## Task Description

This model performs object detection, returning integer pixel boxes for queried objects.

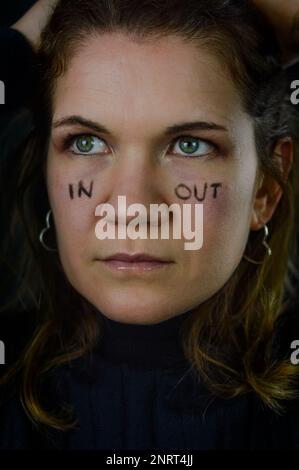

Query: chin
[88,292,183,325]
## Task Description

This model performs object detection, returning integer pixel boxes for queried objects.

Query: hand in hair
[11,0,58,51]
[253,0,299,64]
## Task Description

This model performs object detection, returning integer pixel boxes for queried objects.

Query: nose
[103,147,167,226]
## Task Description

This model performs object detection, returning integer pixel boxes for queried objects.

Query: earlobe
[249,137,294,231]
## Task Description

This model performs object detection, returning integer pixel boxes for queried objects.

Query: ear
[250,137,294,231]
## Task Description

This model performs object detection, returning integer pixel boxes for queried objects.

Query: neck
[97,309,194,369]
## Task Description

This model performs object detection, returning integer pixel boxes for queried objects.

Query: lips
[99,252,173,272]
[103,253,171,263]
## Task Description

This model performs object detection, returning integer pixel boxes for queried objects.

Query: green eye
[179,137,200,154]
[76,135,95,153]
[174,136,215,157]
[71,135,107,155]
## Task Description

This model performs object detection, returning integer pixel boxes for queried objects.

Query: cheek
[46,161,97,264]
[183,179,255,284]
[204,180,253,237]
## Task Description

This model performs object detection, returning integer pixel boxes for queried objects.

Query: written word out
[175,182,222,201]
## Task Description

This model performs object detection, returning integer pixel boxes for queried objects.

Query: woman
[1,0,299,450]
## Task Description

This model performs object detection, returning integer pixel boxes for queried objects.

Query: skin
[11,0,58,50]
[46,33,293,325]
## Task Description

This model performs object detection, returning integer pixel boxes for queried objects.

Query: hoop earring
[243,224,272,265]
[39,209,57,252]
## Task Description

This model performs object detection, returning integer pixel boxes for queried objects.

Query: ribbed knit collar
[97,309,193,370]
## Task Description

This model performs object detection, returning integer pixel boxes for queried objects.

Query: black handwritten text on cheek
[69,180,94,200]
[175,183,222,201]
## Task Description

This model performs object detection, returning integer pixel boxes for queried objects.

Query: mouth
[97,252,174,272]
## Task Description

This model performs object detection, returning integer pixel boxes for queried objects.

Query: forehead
[52,32,245,133]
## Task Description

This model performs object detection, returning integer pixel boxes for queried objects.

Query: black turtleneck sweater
[1,308,299,450]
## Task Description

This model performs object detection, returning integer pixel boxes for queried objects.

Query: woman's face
[47,33,261,324]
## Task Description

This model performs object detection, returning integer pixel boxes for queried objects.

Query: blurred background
[1,1,36,27]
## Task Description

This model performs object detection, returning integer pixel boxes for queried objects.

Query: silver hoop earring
[39,209,57,252]
[243,224,272,265]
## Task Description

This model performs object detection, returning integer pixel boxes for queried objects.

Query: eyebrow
[52,115,228,136]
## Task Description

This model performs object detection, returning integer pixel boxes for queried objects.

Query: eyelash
[62,133,219,158]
